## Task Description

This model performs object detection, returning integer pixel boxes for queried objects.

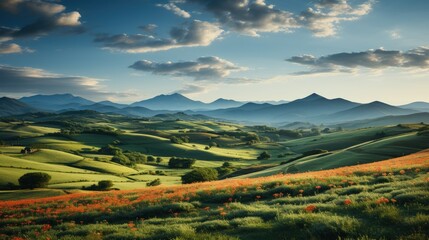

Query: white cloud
[0,65,132,100]
[185,0,374,37]
[157,3,191,18]
[95,20,223,53]
[286,46,429,75]
[129,56,245,81]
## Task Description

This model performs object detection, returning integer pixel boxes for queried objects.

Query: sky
[0,0,428,105]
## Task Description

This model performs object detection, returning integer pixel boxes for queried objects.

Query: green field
[1,113,429,200]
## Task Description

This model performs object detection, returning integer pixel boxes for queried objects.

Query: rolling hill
[0,97,38,117]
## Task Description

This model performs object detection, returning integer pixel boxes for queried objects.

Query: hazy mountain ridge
[0,97,39,117]
[2,93,429,125]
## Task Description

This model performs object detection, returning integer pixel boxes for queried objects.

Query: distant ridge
[0,97,38,117]
[20,94,94,111]
[131,93,206,110]
[322,101,418,123]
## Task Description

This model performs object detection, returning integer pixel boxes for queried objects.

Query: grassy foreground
[0,150,428,240]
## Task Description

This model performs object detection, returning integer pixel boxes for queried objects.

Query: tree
[146,178,161,187]
[182,168,218,184]
[156,157,163,164]
[18,172,51,189]
[147,155,156,162]
[257,151,271,160]
[98,144,122,155]
[97,180,113,190]
[168,157,196,168]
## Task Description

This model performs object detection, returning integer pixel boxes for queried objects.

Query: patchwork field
[0,150,427,239]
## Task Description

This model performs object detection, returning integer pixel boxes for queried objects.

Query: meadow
[0,113,428,239]
[0,150,428,239]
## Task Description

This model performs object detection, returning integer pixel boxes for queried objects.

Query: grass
[0,150,427,239]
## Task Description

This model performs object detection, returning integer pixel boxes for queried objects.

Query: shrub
[98,144,123,155]
[182,168,218,184]
[98,180,114,190]
[111,154,131,166]
[18,172,51,189]
[147,155,156,162]
[257,151,271,160]
[147,178,161,187]
[168,157,196,169]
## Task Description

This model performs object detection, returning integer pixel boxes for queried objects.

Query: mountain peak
[300,93,325,101]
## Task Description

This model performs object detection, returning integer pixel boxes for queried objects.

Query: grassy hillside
[0,150,427,239]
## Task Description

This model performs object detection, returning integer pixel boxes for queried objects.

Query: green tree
[18,172,51,189]
[257,151,271,160]
[182,168,218,184]
[168,157,196,168]
[97,180,113,190]
[147,178,161,187]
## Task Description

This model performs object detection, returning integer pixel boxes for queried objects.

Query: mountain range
[0,93,428,126]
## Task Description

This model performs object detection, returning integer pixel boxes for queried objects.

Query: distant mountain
[400,102,429,112]
[98,100,128,109]
[253,100,289,105]
[201,93,360,123]
[322,101,418,123]
[207,98,244,109]
[0,97,38,117]
[335,112,429,129]
[131,93,206,110]
[266,93,360,120]
[20,94,94,111]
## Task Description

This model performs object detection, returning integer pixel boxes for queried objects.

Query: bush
[98,145,123,155]
[18,172,51,189]
[182,168,218,184]
[170,136,190,144]
[98,180,114,190]
[147,178,161,187]
[147,155,156,162]
[124,152,147,163]
[111,154,131,166]
[168,157,196,169]
[257,151,271,160]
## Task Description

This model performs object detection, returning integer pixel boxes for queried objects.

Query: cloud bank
[0,0,82,54]
[129,56,245,81]
[94,20,222,53]
[286,46,429,74]
[0,65,132,100]
[184,0,373,37]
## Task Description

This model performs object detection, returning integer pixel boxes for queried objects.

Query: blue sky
[0,0,428,104]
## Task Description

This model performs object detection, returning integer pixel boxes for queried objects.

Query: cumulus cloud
[187,0,298,36]
[129,56,245,81]
[286,46,429,74]
[95,20,222,53]
[298,0,374,37]
[0,42,22,54]
[157,3,191,18]
[184,0,373,37]
[0,65,130,100]
[0,0,82,53]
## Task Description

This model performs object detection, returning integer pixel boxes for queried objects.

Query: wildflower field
[1,150,428,240]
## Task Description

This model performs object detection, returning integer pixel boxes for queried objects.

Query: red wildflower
[305,205,316,213]
[344,199,352,205]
